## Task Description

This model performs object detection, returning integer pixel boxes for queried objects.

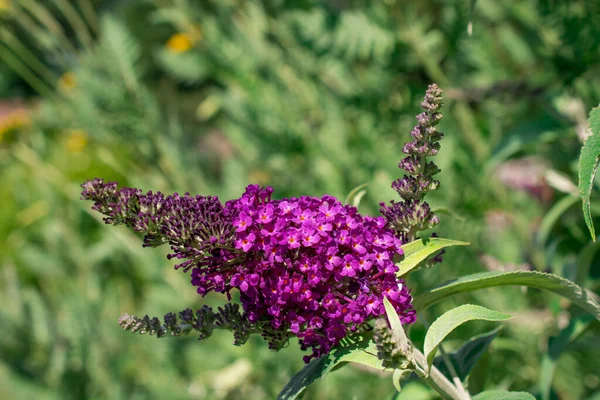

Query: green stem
[9,5,62,53]
[76,0,98,34]
[18,0,78,54]
[439,345,471,399]
[53,0,94,48]
[420,314,471,399]
[413,348,465,400]
[0,43,56,98]
[0,27,57,84]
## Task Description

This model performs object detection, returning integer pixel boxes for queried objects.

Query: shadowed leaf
[432,326,502,382]
[277,333,382,400]
[579,105,600,241]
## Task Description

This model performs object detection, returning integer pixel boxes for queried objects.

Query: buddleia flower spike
[380,84,445,267]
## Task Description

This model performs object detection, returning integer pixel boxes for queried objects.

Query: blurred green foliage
[1,0,600,399]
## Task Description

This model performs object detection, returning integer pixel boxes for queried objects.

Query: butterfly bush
[81,84,444,363]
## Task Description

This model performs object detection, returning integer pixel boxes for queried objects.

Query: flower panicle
[85,180,416,363]
[380,84,445,264]
[118,305,255,346]
[80,178,240,274]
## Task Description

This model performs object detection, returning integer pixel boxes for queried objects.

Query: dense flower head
[82,180,415,362]
[223,185,415,361]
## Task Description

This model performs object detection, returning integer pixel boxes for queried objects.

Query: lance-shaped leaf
[539,314,593,400]
[472,391,535,400]
[383,296,409,342]
[397,238,469,276]
[277,333,382,400]
[392,369,410,392]
[382,296,413,391]
[579,105,600,241]
[414,271,600,321]
[423,304,511,372]
[344,183,368,208]
[536,195,579,246]
[432,326,502,382]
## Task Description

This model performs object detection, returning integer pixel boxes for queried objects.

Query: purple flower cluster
[81,178,237,277]
[81,180,415,362]
[221,185,415,361]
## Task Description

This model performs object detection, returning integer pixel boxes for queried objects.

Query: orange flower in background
[0,0,11,11]
[0,101,29,142]
[58,72,77,94]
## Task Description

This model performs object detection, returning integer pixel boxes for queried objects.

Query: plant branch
[412,347,465,400]
[439,345,471,399]
[418,314,470,399]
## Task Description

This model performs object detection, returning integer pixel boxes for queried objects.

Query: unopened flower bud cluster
[380,84,445,256]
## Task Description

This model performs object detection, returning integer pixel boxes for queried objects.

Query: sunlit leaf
[579,105,600,241]
[472,391,535,400]
[392,369,409,392]
[414,271,600,321]
[397,238,469,276]
[383,297,408,342]
[344,183,368,208]
[423,304,510,371]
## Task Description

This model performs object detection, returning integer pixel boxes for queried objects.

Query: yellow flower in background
[0,106,28,142]
[58,72,77,93]
[166,33,195,54]
[64,129,88,153]
[0,0,11,11]
[16,200,49,226]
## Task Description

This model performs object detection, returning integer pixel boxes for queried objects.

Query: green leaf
[432,326,502,382]
[414,271,600,321]
[579,105,600,241]
[423,304,511,371]
[536,195,579,246]
[156,49,210,84]
[539,314,593,400]
[344,183,368,208]
[383,297,405,337]
[101,16,141,92]
[433,207,466,222]
[397,238,470,276]
[277,333,382,400]
[392,369,409,392]
[472,391,536,400]
[576,239,600,285]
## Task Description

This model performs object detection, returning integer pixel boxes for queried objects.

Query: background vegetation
[1,0,600,399]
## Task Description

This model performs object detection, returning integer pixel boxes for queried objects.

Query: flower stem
[439,345,471,399]
[419,313,471,398]
[412,347,466,400]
